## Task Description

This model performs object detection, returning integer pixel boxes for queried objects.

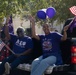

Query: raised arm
[61,25,69,41]
[4,17,11,40]
[30,16,40,40]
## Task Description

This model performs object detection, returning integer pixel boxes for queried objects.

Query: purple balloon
[37,9,46,19]
[46,7,56,18]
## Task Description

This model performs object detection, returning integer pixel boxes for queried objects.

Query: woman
[30,16,69,75]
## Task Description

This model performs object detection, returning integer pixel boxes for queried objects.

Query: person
[0,30,10,61]
[0,17,33,75]
[29,16,69,75]
[62,17,76,38]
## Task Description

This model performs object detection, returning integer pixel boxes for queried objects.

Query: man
[30,16,69,75]
[0,17,33,75]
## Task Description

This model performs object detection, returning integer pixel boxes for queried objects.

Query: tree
[21,0,76,24]
[0,0,29,24]
[0,0,76,25]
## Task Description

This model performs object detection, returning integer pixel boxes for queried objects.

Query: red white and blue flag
[0,40,5,51]
[69,6,76,32]
[69,6,76,16]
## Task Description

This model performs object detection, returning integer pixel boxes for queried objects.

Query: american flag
[0,40,5,51]
[69,6,76,16]
[0,40,15,54]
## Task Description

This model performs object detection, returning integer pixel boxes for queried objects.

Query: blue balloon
[46,7,56,18]
[37,9,46,19]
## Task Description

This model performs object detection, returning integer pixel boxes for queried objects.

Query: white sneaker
[5,62,11,74]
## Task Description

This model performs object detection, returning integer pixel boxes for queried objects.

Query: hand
[14,54,22,57]
[63,25,69,32]
[29,16,35,23]
[5,16,10,25]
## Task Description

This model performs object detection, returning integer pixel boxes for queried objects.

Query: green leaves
[0,0,76,25]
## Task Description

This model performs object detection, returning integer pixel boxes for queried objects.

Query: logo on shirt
[42,39,52,51]
[15,39,26,48]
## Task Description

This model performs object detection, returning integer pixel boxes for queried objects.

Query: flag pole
[0,39,15,54]
[69,16,76,26]
[4,44,15,54]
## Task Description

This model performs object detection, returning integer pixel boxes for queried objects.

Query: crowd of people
[0,16,69,75]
